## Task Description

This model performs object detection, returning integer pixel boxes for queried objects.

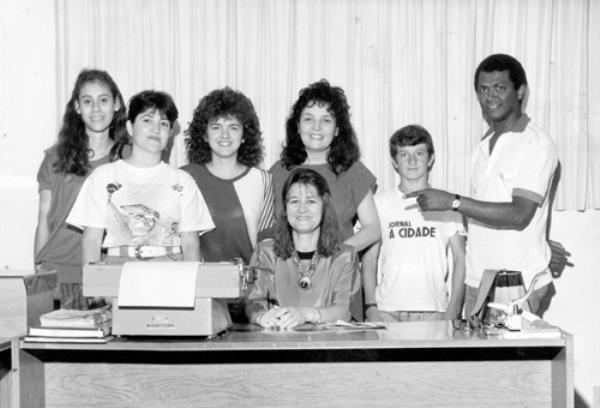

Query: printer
[83,261,253,336]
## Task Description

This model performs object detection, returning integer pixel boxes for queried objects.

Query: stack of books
[24,306,114,343]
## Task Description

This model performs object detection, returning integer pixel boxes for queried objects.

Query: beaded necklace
[294,250,320,290]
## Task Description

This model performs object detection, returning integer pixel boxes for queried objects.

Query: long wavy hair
[54,69,127,176]
[274,168,341,259]
[280,79,359,175]
[185,87,264,167]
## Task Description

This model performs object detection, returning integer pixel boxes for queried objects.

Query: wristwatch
[451,194,461,211]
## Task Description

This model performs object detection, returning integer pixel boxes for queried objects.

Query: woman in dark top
[182,88,275,322]
[270,79,380,253]
[182,87,275,265]
[35,69,126,309]
[269,79,380,320]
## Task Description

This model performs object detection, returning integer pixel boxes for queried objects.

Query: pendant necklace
[294,250,320,290]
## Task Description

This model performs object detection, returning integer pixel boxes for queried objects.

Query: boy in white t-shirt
[362,125,466,322]
[67,90,214,264]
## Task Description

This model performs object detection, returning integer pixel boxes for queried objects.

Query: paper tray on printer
[83,262,243,299]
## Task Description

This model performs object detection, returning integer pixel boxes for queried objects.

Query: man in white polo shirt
[407,54,558,317]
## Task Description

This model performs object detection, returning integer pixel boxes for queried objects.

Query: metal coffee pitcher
[485,270,548,328]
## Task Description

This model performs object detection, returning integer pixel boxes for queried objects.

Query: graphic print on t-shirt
[105,181,184,246]
[386,220,437,239]
[374,191,465,312]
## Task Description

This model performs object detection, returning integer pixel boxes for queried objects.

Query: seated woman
[245,168,359,330]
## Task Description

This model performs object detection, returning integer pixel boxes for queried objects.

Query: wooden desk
[15,321,573,408]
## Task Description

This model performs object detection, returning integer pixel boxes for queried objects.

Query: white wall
[0,0,57,272]
[0,1,598,405]
[545,211,600,405]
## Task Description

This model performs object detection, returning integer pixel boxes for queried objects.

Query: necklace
[294,250,320,290]
[88,139,114,160]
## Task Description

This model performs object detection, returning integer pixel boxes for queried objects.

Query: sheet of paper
[118,261,198,308]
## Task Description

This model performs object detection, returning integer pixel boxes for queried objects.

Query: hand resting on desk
[257,306,319,331]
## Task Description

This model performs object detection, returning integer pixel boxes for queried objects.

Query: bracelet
[364,303,378,313]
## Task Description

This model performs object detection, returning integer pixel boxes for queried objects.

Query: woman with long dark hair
[245,168,359,330]
[270,79,379,252]
[35,68,127,309]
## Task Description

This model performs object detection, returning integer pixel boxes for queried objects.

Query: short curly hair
[474,53,528,91]
[280,79,359,175]
[274,168,341,259]
[185,87,264,167]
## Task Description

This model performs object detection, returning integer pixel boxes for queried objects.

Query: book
[293,320,386,332]
[23,335,115,344]
[29,323,111,338]
[39,306,112,329]
[324,320,386,330]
